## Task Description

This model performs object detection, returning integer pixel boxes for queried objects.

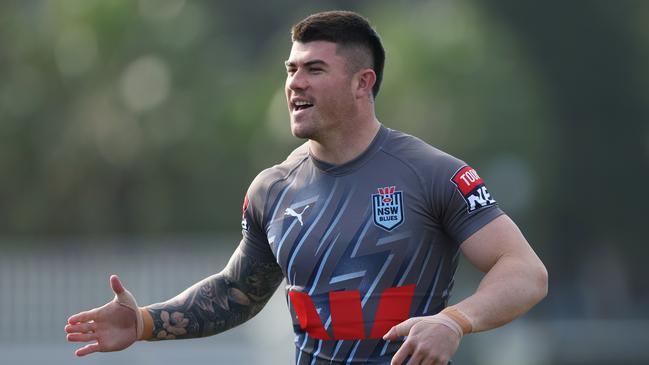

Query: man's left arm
[448,214,548,331]
[385,214,548,365]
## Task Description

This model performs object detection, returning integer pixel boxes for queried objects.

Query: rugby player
[66,11,548,365]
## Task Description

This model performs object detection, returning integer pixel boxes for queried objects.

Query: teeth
[294,100,312,106]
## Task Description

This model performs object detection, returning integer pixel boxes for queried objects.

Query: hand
[383,316,461,365]
[65,275,139,356]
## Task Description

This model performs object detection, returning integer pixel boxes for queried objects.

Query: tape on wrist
[441,306,473,335]
[421,314,464,339]
[140,308,154,340]
[113,289,144,340]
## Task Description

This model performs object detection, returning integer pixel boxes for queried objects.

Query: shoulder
[379,128,467,182]
[247,142,310,203]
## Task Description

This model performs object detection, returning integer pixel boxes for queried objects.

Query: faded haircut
[291,10,386,98]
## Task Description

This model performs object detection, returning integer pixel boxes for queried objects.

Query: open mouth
[293,100,314,112]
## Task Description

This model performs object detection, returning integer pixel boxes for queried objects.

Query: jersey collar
[309,125,389,176]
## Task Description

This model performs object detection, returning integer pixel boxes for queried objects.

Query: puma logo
[284,205,309,226]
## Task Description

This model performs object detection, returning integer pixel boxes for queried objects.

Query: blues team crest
[372,186,404,231]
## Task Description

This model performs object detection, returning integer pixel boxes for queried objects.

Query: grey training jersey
[239,126,503,364]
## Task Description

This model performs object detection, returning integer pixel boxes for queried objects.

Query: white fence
[0,237,295,365]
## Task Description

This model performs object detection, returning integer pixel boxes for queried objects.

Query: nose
[287,69,308,92]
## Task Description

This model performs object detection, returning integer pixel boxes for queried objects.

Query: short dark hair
[291,10,386,98]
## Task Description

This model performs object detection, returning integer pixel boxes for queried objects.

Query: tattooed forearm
[144,247,284,341]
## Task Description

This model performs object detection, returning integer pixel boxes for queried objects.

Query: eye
[309,68,323,74]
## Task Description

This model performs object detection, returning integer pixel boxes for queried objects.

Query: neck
[309,117,381,165]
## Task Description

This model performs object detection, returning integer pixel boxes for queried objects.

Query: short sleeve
[437,163,504,244]
[238,190,276,263]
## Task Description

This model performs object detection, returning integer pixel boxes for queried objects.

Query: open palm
[65,276,138,357]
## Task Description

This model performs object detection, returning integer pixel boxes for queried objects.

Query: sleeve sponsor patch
[450,166,496,212]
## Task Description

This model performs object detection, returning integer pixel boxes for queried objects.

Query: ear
[353,68,376,99]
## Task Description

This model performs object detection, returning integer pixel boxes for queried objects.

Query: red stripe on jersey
[329,290,365,339]
[451,166,484,196]
[242,195,249,217]
[369,284,416,339]
[288,291,330,340]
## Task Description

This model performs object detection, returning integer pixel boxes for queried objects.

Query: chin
[291,128,313,140]
[290,120,315,140]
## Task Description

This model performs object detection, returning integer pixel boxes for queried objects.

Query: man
[66,11,547,365]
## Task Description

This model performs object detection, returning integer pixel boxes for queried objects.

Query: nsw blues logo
[372,186,404,231]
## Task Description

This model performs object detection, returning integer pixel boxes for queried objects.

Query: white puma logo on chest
[284,205,309,226]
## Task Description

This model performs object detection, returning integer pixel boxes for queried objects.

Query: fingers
[405,349,425,365]
[391,342,447,365]
[383,326,398,340]
[410,351,449,365]
[66,321,98,344]
[67,308,98,325]
[389,319,458,365]
[390,340,413,365]
[65,322,96,334]
[67,332,98,342]
[68,275,123,325]
[75,343,101,357]
[383,317,416,340]
[110,274,125,295]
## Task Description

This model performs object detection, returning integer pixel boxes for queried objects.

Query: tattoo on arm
[145,248,284,340]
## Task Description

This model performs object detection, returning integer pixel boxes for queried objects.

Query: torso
[241,126,502,364]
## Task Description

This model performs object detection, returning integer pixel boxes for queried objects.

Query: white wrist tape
[113,288,144,340]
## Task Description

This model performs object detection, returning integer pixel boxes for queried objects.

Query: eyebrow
[284,59,328,68]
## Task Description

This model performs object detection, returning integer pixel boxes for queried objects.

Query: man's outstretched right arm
[66,246,284,356]
[144,247,284,340]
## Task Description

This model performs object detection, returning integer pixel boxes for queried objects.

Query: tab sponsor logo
[451,166,496,212]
